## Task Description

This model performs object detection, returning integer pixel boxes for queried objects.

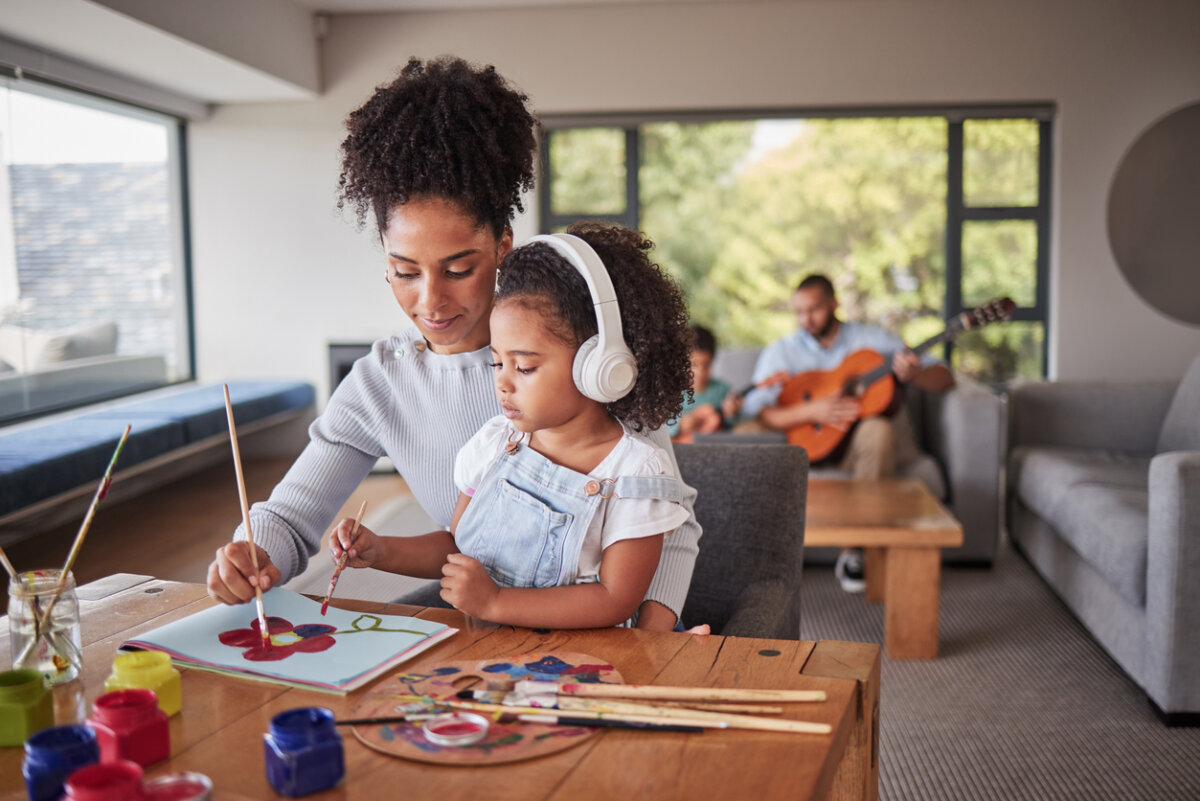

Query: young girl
[332,222,694,628]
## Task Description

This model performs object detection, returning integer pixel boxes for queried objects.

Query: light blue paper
[122,587,456,693]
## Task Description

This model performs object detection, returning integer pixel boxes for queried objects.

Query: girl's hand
[329,519,382,569]
[440,553,499,618]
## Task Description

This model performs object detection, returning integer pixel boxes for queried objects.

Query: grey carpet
[799,545,1200,800]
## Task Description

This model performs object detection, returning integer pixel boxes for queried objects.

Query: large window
[541,108,1051,385]
[0,77,191,422]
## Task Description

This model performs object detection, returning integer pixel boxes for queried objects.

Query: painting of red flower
[218,616,336,662]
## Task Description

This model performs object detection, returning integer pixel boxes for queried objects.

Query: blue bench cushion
[0,381,314,516]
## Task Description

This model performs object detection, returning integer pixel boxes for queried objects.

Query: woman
[205,56,699,630]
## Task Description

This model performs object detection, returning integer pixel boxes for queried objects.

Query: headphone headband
[529,233,623,344]
[527,233,637,402]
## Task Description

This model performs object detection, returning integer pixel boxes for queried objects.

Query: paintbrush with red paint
[321,499,367,615]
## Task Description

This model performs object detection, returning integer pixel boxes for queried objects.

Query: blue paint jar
[23,724,101,801]
[262,707,344,797]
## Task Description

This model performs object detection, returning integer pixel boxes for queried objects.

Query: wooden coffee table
[805,478,964,659]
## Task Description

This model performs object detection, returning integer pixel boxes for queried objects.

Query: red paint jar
[87,689,170,767]
[63,760,144,801]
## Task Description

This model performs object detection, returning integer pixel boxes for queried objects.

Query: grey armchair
[675,442,808,638]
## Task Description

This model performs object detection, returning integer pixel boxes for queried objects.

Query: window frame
[539,104,1053,379]
[0,71,195,424]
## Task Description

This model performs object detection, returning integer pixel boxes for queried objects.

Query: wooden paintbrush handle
[556,697,831,734]
[522,681,826,703]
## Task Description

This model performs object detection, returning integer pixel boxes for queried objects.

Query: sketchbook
[120,588,457,694]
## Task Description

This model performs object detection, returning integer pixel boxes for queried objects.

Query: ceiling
[283,0,725,11]
[0,0,740,109]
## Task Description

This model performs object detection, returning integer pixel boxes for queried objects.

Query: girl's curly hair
[496,222,693,432]
[337,56,537,237]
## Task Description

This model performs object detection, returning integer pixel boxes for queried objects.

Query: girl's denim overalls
[454,435,681,589]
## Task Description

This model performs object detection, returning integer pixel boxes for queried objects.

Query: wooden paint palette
[351,651,623,765]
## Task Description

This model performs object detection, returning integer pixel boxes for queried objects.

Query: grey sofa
[710,346,1005,564]
[1007,355,1200,721]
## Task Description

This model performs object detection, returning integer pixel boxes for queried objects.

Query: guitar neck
[857,319,966,387]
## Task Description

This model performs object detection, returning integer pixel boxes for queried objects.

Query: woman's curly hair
[495,222,693,432]
[337,56,537,237]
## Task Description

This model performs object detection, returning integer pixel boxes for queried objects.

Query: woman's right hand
[207,542,281,605]
[329,519,382,569]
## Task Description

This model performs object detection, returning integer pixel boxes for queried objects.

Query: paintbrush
[0,544,17,582]
[335,713,440,726]
[20,424,131,665]
[437,696,734,731]
[511,680,826,703]
[321,499,367,615]
[223,385,270,643]
[457,690,781,715]
[551,697,831,734]
[503,713,703,732]
[440,695,830,735]
[336,711,700,733]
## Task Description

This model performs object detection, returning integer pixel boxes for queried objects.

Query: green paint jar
[105,651,182,717]
[0,668,54,746]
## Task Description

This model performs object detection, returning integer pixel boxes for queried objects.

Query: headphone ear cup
[574,335,638,403]
[573,335,602,401]
[597,347,638,402]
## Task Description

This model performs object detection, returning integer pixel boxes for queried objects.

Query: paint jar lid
[143,771,213,801]
[421,712,489,747]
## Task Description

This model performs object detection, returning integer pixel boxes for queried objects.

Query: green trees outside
[643,118,949,354]
[546,116,1044,384]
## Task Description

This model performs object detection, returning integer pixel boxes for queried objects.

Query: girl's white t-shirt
[454,415,688,583]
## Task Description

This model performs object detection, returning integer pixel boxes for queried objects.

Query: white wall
[189,0,1200,402]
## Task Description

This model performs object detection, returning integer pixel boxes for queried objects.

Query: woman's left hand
[440,553,499,618]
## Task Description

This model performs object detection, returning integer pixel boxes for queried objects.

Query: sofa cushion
[0,322,118,371]
[1012,446,1150,605]
[1156,355,1200,454]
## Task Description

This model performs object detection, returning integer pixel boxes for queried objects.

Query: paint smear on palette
[351,651,624,766]
[481,654,614,683]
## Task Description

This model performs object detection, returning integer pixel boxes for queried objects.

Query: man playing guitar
[741,274,955,593]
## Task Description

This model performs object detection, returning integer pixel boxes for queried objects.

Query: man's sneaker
[835,549,866,594]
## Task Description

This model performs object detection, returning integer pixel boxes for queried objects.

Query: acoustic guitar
[776,297,1016,462]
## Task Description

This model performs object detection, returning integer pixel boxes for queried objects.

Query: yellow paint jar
[105,652,181,717]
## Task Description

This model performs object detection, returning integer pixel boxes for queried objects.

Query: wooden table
[805,478,964,660]
[2,575,880,801]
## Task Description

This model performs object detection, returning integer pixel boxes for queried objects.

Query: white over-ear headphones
[528,233,638,403]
